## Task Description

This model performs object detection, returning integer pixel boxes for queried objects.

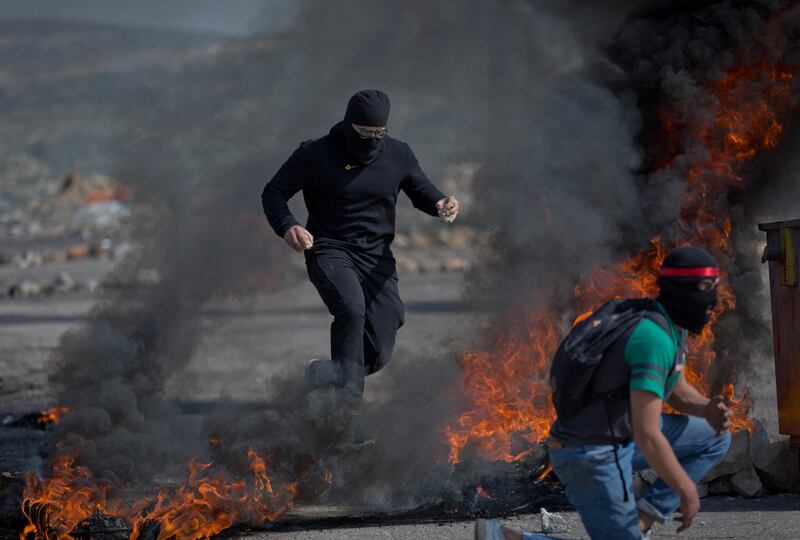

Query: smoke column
[32,0,800,530]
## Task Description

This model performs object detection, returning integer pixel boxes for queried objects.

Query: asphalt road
[1,265,798,539]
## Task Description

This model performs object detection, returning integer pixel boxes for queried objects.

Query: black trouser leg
[362,274,404,375]
[307,251,366,394]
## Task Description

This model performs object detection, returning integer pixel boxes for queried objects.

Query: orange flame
[128,450,297,540]
[20,451,112,540]
[35,406,70,426]
[442,313,560,463]
[444,57,795,463]
[21,447,300,540]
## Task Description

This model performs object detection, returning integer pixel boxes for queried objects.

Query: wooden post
[759,219,800,445]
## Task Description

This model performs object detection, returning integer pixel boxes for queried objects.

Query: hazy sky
[0,0,294,36]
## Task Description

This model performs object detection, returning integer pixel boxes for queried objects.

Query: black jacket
[262,123,445,270]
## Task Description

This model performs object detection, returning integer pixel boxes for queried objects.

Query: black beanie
[656,246,720,334]
[344,89,390,126]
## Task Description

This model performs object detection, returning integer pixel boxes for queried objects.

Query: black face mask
[343,125,384,164]
[335,89,390,165]
[657,277,718,334]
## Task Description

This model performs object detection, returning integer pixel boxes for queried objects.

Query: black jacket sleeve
[400,144,446,217]
[261,145,310,238]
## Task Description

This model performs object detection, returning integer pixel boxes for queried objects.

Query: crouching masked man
[262,89,459,405]
[476,247,733,540]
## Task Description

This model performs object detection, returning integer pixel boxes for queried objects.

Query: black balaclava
[336,89,390,164]
[656,246,720,334]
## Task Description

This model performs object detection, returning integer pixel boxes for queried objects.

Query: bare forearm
[667,382,709,417]
[635,431,695,496]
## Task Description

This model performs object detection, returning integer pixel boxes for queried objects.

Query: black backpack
[549,298,662,420]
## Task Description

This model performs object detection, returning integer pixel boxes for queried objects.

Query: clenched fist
[436,196,460,223]
[283,225,314,252]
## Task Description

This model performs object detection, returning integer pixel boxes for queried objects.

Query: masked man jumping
[262,89,459,403]
[476,246,733,540]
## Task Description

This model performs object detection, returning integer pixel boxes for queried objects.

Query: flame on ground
[444,56,795,463]
[21,447,300,540]
[35,406,70,426]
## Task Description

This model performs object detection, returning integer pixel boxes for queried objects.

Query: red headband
[659,266,720,277]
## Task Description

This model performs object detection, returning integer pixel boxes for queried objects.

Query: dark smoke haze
[42,0,800,515]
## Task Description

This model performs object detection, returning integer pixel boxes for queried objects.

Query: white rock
[9,280,42,297]
[540,508,569,534]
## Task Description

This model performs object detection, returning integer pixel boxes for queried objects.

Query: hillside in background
[0,19,227,177]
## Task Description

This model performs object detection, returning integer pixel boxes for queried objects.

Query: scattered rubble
[1,239,133,271]
[8,280,42,298]
[49,272,76,294]
[5,273,101,299]
[0,171,131,241]
[634,425,798,499]
[11,250,42,269]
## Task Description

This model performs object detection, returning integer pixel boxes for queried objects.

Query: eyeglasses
[351,124,388,139]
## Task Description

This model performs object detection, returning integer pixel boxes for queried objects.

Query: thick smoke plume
[466,0,800,432]
[39,0,637,512]
[28,0,800,534]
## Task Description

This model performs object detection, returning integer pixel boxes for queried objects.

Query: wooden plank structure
[759,218,800,445]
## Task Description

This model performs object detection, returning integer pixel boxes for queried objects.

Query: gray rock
[12,249,42,269]
[753,438,800,492]
[540,508,569,534]
[704,429,750,481]
[708,476,734,495]
[51,272,76,293]
[8,280,42,298]
[731,466,763,497]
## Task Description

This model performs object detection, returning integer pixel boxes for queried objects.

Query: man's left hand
[436,196,460,223]
[704,395,732,435]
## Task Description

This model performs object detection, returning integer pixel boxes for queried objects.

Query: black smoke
[36,0,800,528]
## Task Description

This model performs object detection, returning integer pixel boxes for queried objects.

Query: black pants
[306,247,404,394]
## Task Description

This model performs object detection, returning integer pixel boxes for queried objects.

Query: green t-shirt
[624,302,687,399]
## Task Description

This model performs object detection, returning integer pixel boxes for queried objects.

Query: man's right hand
[284,225,313,252]
[677,483,700,533]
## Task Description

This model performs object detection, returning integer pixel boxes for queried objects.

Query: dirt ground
[1,262,799,539]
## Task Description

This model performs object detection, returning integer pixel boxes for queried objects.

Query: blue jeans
[548,414,731,540]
